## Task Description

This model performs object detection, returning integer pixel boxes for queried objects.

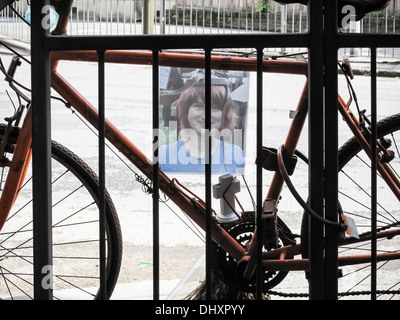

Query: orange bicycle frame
[2,48,400,272]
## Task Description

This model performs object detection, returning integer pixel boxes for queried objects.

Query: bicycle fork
[0,106,32,231]
[338,95,400,201]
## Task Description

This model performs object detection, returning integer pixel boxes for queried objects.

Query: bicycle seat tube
[243,80,309,279]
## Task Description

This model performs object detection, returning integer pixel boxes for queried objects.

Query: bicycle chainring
[212,212,292,297]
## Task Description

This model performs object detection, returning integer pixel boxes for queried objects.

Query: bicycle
[1,0,399,300]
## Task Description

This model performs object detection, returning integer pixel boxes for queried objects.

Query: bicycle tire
[0,124,123,300]
[300,113,400,299]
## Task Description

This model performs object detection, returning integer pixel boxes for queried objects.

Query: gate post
[308,0,325,299]
[307,0,340,300]
[323,0,339,300]
[31,0,53,300]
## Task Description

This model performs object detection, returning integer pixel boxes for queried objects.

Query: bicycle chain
[358,220,400,237]
[266,220,400,299]
[267,289,400,299]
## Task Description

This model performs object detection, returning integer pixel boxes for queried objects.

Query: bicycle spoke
[334,116,400,299]
[0,265,34,300]
[0,138,122,300]
[340,169,397,225]
[52,275,97,300]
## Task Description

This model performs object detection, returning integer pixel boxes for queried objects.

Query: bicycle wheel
[0,124,123,300]
[301,113,400,299]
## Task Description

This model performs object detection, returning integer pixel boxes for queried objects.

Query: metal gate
[29,0,398,300]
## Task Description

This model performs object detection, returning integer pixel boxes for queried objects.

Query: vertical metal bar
[223,0,226,33]
[195,0,199,34]
[93,0,96,35]
[31,0,53,301]
[144,0,154,34]
[160,0,166,34]
[255,47,263,300]
[110,0,113,34]
[98,49,107,300]
[324,0,339,300]
[152,49,160,301]
[182,3,185,34]
[210,6,213,32]
[370,47,378,300]
[292,6,295,33]
[205,48,212,300]
[116,0,120,34]
[105,0,109,34]
[130,0,133,34]
[202,5,205,33]
[308,0,325,300]
[123,0,126,34]
[100,0,104,35]
[299,5,303,33]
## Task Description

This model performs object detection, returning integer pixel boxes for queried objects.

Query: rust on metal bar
[51,50,309,75]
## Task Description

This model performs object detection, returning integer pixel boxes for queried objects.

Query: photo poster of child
[158,66,249,174]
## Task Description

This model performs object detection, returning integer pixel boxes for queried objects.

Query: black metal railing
[29,0,399,300]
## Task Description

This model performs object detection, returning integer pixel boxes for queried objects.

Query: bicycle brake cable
[0,40,31,64]
[338,61,366,126]
[71,110,154,194]
[0,50,70,109]
[8,4,30,27]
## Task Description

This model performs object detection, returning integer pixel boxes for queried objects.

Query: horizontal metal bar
[337,33,400,48]
[45,32,400,54]
[52,50,309,75]
[45,33,310,51]
[261,251,400,272]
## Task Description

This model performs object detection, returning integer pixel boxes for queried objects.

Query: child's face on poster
[186,97,223,134]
